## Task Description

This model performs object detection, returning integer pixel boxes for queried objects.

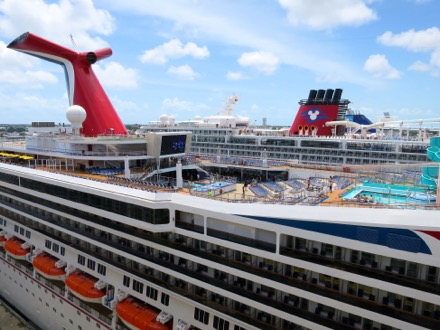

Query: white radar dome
[168,115,176,125]
[160,114,168,125]
[66,105,87,129]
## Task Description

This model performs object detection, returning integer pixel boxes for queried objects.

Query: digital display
[160,135,187,155]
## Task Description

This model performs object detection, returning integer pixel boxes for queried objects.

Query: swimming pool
[191,181,237,196]
[342,183,436,205]
[192,181,232,192]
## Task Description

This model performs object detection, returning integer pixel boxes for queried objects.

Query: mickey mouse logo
[308,110,320,121]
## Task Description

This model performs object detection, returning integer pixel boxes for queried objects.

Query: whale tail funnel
[8,32,128,137]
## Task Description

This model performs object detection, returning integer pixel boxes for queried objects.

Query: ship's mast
[218,95,239,116]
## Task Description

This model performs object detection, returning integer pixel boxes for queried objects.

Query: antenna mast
[70,34,79,52]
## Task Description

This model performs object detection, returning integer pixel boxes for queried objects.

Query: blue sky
[0,0,439,126]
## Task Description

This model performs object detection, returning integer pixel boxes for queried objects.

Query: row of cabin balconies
[2,195,440,329]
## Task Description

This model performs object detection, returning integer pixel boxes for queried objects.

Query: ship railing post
[111,309,117,329]
[437,165,440,207]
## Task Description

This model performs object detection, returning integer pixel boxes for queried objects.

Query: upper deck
[0,132,439,214]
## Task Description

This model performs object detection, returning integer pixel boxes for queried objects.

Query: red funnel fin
[7,32,128,137]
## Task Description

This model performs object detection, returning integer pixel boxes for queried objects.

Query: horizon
[1,0,440,126]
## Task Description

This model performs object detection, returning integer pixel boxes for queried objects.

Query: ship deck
[30,160,440,212]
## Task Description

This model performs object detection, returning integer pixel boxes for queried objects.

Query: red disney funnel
[289,88,349,137]
[8,32,128,137]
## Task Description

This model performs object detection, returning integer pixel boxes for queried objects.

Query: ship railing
[33,274,66,298]
[22,196,440,300]
[24,148,149,157]
[198,249,440,329]
[67,293,112,325]
[188,185,440,210]
[35,217,440,329]
[321,198,440,210]
[9,204,436,330]
[12,259,33,275]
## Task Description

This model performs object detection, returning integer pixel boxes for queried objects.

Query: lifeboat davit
[116,297,172,330]
[0,234,6,247]
[32,253,66,280]
[65,272,105,303]
[4,238,30,259]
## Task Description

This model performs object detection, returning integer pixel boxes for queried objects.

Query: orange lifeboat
[65,272,105,303]
[116,297,172,330]
[33,253,66,280]
[4,237,30,259]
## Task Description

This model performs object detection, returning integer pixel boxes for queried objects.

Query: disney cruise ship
[138,90,436,167]
[1,32,440,330]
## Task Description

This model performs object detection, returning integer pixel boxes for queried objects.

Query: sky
[0,0,440,126]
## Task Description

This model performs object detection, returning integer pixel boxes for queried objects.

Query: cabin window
[194,307,209,325]
[87,259,96,270]
[132,279,144,294]
[146,286,158,300]
[123,275,130,287]
[97,264,106,276]
[77,255,85,266]
[161,293,169,306]
[213,316,230,330]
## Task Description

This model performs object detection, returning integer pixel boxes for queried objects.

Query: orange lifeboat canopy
[116,297,171,330]
[65,272,105,303]
[33,253,66,280]
[4,238,30,259]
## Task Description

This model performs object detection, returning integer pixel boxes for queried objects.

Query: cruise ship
[138,90,438,167]
[1,32,440,330]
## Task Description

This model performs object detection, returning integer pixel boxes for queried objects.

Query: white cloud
[25,70,58,83]
[278,0,377,30]
[378,28,440,53]
[0,89,67,123]
[0,0,114,50]
[162,97,192,112]
[0,41,37,69]
[167,64,198,80]
[378,27,440,75]
[430,48,440,68]
[408,60,430,72]
[140,39,209,64]
[0,69,57,88]
[94,62,138,88]
[364,54,402,79]
[109,95,148,123]
[93,1,372,85]
[226,71,247,80]
[238,51,279,74]
[160,97,211,118]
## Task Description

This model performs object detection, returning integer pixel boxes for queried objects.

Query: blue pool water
[342,183,436,205]
[192,181,232,192]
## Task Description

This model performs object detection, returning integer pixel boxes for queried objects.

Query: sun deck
[9,162,437,212]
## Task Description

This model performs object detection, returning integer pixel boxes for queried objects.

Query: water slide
[421,137,440,187]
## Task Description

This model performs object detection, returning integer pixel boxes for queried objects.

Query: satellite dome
[160,114,168,125]
[168,115,176,125]
[194,115,202,121]
[66,105,87,128]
